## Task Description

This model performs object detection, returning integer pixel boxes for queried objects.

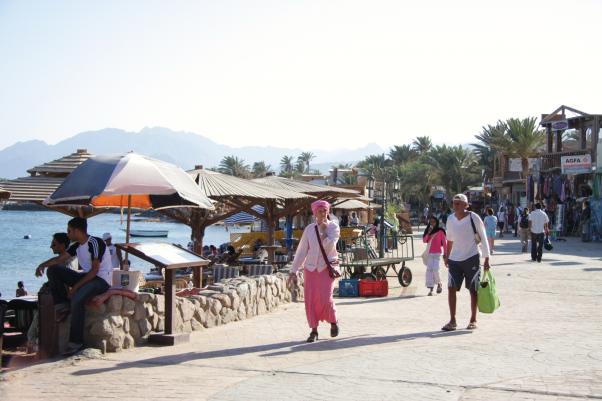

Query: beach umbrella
[44,153,215,245]
[223,205,264,226]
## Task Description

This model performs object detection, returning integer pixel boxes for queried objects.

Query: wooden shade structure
[161,167,314,266]
[1,149,103,217]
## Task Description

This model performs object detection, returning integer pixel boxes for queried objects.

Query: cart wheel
[373,267,387,281]
[361,273,377,281]
[398,267,412,287]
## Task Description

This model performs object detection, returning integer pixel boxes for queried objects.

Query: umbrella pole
[125,194,132,269]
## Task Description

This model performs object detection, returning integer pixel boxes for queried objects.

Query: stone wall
[76,272,304,352]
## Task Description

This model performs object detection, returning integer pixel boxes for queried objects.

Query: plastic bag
[477,269,500,313]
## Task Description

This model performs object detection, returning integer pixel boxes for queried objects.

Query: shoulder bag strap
[314,225,332,268]
[469,213,478,235]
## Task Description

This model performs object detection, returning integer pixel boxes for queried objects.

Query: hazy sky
[1,0,601,152]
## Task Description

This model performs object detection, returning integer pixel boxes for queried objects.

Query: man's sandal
[441,322,457,331]
[466,322,477,330]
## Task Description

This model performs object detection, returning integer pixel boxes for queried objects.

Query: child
[422,215,447,296]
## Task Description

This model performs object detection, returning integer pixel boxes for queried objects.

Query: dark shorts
[448,254,480,292]
[497,222,505,230]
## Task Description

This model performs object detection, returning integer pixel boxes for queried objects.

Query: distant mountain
[0,127,384,179]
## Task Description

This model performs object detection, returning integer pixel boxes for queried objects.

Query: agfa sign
[561,154,591,175]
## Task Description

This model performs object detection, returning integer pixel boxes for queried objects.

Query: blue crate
[338,279,359,297]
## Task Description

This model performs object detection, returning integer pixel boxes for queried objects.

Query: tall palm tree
[493,117,545,185]
[388,145,417,165]
[297,152,316,173]
[428,145,480,195]
[251,161,272,178]
[412,136,433,155]
[218,155,250,178]
[280,155,294,176]
[473,120,508,179]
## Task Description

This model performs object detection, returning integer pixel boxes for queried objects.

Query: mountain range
[0,127,384,179]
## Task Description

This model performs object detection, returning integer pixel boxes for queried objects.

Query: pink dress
[292,222,339,328]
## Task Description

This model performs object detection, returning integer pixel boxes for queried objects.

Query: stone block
[155,295,165,313]
[151,313,160,330]
[123,334,135,349]
[90,318,113,337]
[194,306,207,325]
[257,298,267,315]
[138,319,152,338]
[210,298,223,315]
[109,315,124,328]
[107,296,123,313]
[181,300,195,322]
[137,293,155,303]
[122,297,136,316]
[134,303,147,321]
[107,332,125,352]
[212,293,231,308]
[86,303,106,316]
[191,319,203,331]
[129,317,141,340]
[123,317,131,334]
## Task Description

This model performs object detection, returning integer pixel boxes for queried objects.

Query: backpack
[519,215,529,229]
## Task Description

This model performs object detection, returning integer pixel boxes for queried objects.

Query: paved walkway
[1,232,601,401]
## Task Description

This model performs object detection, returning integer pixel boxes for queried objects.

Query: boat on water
[123,228,169,238]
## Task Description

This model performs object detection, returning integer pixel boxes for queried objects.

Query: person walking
[289,200,340,342]
[16,281,28,297]
[496,207,506,238]
[518,208,530,252]
[35,217,113,356]
[528,203,549,262]
[422,215,446,296]
[442,194,490,331]
[483,208,498,254]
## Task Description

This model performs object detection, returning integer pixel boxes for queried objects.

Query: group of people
[482,203,550,262]
[34,218,122,356]
[289,194,494,343]
[338,211,360,227]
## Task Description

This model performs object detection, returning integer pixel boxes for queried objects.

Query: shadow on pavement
[261,330,469,357]
[71,330,468,376]
[583,268,602,272]
[336,296,421,306]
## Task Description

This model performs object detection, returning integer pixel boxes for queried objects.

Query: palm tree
[473,120,508,180]
[297,152,316,173]
[493,117,545,184]
[218,155,250,178]
[388,145,417,165]
[428,145,481,195]
[251,161,272,178]
[280,155,294,176]
[412,136,433,155]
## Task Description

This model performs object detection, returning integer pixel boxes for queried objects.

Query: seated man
[35,217,112,356]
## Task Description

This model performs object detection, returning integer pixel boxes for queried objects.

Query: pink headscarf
[311,200,331,215]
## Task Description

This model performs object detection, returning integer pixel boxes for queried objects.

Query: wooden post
[556,130,563,153]
[547,125,553,153]
[164,269,175,335]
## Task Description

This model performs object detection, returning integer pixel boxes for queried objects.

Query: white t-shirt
[108,244,120,269]
[67,236,113,285]
[528,209,549,234]
[446,211,491,261]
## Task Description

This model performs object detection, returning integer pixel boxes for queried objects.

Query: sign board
[561,154,592,175]
[508,158,538,172]
[551,120,569,131]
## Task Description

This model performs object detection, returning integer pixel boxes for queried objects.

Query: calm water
[0,210,248,298]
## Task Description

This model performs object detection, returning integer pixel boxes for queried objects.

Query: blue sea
[0,210,248,299]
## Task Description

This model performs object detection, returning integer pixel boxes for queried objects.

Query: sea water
[0,210,247,298]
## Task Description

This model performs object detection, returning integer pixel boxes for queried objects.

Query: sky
[1,0,601,152]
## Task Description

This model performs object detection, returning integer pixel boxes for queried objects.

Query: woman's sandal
[441,322,457,331]
[466,322,478,330]
[330,322,339,338]
[307,330,318,343]
[436,284,442,294]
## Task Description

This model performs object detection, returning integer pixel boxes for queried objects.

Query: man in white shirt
[442,194,490,331]
[35,217,112,356]
[103,232,123,269]
[528,202,550,263]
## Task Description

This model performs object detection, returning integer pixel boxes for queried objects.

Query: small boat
[123,229,169,238]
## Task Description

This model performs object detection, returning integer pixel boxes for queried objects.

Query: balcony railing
[541,150,591,171]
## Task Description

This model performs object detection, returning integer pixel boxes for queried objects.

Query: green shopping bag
[477,269,500,313]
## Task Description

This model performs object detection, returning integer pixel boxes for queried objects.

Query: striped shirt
[68,236,113,285]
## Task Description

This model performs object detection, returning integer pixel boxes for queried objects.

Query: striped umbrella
[223,205,264,225]
[45,153,215,244]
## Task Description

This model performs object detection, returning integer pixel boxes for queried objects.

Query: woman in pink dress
[422,215,447,296]
[289,200,340,342]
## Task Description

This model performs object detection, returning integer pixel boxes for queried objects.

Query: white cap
[102,232,112,240]
[452,194,469,204]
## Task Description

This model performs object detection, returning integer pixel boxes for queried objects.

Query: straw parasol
[1,149,100,217]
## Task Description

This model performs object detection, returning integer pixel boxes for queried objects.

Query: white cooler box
[112,270,143,292]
